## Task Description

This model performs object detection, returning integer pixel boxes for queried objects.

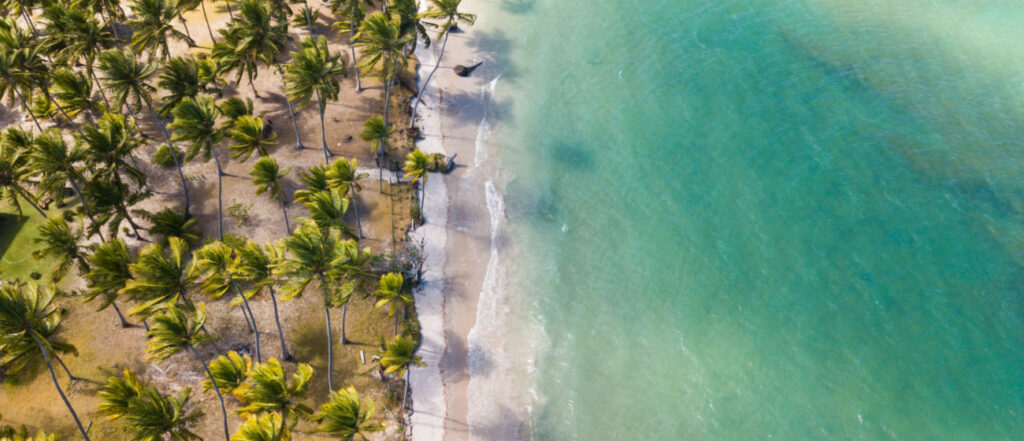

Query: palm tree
[170,96,226,238]
[98,369,204,441]
[285,35,347,163]
[212,0,289,96]
[326,157,366,236]
[293,163,328,203]
[0,40,44,131]
[121,237,197,318]
[193,241,262,361]
[0,281,91,441]
[303,188,358,239]
[313,386,384,441]
[145,304,231,441]
[0,131,47,218]
[141,207,202,246]
[230,115,278,161]
[404,148,431,211]
[49,69,103,118]
[82,175,151,240]
[234,240,293,360]
[250,156,292,233]
[27,128,105,238]
[354,11,412,134]
[330,0,372,92]
[205,350,252,400]
[409,0,475,126]
[84,238,135,327]
[239,358,314,428]
[275,221,356,389]
[375,272,410,335]
[158,55,219,117]
[379,335,424,411]
[359,115,393,191]
[98,48,192,213]
[128,0,195,60]
[31,218,90,282]
[40,4,116,107]
[232,412,289,441]
[78,112,147,188]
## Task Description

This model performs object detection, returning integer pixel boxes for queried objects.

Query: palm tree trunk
[323,304,334,390]
[17,188,49,219]
[21,8,39,37]
[33,335,91,441]
[268,287,292,361]
[339,301,348,345]
[350,27,361,92]
[279,195,291,233]
[394,310,399,336]
[231,279,261,362]
[54,353,79,381]
[189,346,231,441]
[46,91,78,128]
[211,145,225,239]
[144,96,191,216]
[301,0,314,32]
[350,186,361,237]
[274,63,304,150]
[178,12,192,42]
[88,64,112,110]
[200,0,217,44]
[111,302,132,327]
[379,77,393,192]
[316,90,329,163]
[122,207,146,240]
[10,79,43,132]
[410,30,449,128]
[402,368,410,411]
[69,176,106,241]
[225,0,234,19]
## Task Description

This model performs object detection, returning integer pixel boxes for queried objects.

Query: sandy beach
[409,1,536,439]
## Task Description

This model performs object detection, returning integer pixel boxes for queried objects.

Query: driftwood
[454,61,483,77]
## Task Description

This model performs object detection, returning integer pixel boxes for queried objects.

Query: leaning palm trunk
[111,302,132,327]
[269,286,292,360]
[211,146,225,239]
[350,186,361,237]
[402,368,410,411]
[315,90,330,163]
[410,30,450,127]
[189,346,231,441]
[7,78,43,132]
[275,63,304,150]
[32,335,91,441]
[69,176,106,241]
[339,302,348,344]
[350,27,361,92]
[178,12,192,41]
[279,194,291,233]
[378,77,393,192]
[231,279,261,361]
[200,0,217,43]
[321,279,334,390]
[143,95,192,215]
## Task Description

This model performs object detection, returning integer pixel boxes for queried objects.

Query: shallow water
[476,0,1024,439]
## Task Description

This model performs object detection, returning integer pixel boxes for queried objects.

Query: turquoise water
[485,0,1024,439]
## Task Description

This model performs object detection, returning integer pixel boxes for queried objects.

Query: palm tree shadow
[465,30,521,84]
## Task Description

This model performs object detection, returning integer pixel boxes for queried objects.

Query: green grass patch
[0,204,55,281]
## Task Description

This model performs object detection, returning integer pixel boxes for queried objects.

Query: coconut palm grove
[0,0,469,439]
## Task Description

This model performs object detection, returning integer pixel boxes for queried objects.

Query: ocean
[470,0,1024,439]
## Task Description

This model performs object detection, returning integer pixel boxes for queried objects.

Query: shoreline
[409,0,507,439]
